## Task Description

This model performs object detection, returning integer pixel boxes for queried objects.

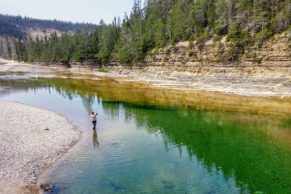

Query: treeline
[1,0,290,64]
[12,21,119,63]
[0,14,96,38]
[0,20,25,38]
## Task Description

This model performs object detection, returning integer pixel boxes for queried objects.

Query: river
[0,64,291,194]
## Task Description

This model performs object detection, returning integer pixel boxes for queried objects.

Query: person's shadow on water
[93,129,100,148]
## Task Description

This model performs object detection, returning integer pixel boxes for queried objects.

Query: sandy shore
[0,101,80,194]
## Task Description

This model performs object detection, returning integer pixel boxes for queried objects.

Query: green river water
[0,72,291,194]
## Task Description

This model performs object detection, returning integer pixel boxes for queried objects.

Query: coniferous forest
[0,14,96,38]
[0,0,290,64]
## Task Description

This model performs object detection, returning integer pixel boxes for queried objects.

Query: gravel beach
[0,101,81,194]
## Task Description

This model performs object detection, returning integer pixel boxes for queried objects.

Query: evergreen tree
[3,0,290,64]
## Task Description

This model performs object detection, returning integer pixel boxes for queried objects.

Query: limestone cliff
[12,32,290,96]
[142,32,290,75]
[105,32,291,97]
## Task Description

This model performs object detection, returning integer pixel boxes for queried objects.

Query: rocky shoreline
[1,57,291,97]
[0,101,81,194]
[0,56,290,193]
[1,30,290,97]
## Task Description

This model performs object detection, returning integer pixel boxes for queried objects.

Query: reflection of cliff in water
[3,77,291,117]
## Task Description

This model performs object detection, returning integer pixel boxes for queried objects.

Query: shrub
[255,29,272,48]
[97,49,110,64]
[214,20,228,36]
[227,22,251,45]
[225,22,251,61]
[223,42,240,61]
[196,31,209,50]
[118,49,132,64]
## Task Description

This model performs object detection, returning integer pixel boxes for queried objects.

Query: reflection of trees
[81,95,95,115]
[122,105,291,194]
[102,101,120,119]
[3,77,291,193]
[0,78,99,115]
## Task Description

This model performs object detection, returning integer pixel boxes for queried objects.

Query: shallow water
[0,76,291,193]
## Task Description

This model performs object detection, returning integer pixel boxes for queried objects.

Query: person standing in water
[91,112,98,130]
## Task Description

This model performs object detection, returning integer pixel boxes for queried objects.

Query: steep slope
[0,14,97,59]
[105,31,291,96]
[144,32,290,73]
[0,14,96,38]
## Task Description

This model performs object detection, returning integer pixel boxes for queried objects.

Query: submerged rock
[110,180,126,192]
[40,183,53,192]
[162,180,175,190]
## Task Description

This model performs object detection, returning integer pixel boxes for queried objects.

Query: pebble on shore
[0,101,81,194]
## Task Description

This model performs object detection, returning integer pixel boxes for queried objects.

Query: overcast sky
[0,0,134,24]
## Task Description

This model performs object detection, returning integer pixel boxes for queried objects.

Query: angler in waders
[91,112,98,130]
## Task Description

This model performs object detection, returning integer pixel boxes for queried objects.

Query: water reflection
[0,78,291,193]
[1,77,291,117]
[126,105,291,193]
[81,96,95,115]
[92,129,99,148]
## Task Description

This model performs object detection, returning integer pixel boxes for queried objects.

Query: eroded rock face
[143,32,290,74]
[20,32,290,78]
[245,33,290,63]
[105,32,291,97]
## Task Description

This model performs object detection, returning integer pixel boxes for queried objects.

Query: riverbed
[0,61,291,193]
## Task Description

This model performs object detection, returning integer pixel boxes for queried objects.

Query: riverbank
[45,62,291,97]
[0,101,81,194]
[0,58,291,97]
